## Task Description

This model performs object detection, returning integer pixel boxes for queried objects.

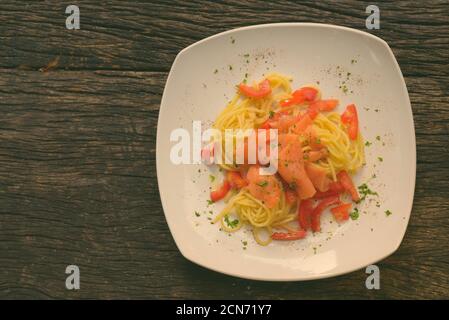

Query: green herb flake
[376,135,381,141]
[365,141,372,147]
[257,181,268,187]
[243,54,249,58]
[214,69,218,74]
[357,183,378,202]
[350,208,359,220]
[385,210,392,216]
[269,110,275,118]
[378,157,383,162]
[224,215,239,228]
[194,211,200,217]
[207,200,214,206]
[209,175,216,182]
[229,65,233,71]
[242,241,248,246]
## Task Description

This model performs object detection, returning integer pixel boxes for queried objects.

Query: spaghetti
[207,73,365,245]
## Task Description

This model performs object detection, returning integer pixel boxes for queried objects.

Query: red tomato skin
[311,195,340,232]
[271,230,307,240]
[331,203,352,222]
[285,189,297,205]
[239,79,271,98]
[337,170,360,202]
[341,104,359,140]
[227,171,248,189]
[210,180,231,202]
[298,199,314,230]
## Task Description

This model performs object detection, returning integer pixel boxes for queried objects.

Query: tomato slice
[239,79,271,98]
[298,199,314,230]
[313,181,344,199]
[306,99,338,119]
[271,230,307,241]
[227,171,248,189]
[280,87,318,107]
[330,203,352,222]
[341,104,359,140]
[337,170,360,202]
[259,120,271,129]
[201,144,215,165]
[311,195,340,232]
[210,180,231,202]
[285,188,297,205]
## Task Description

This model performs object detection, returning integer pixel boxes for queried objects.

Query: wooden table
[0,1,448,299]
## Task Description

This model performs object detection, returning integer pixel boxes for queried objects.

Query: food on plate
[205,73,365,245]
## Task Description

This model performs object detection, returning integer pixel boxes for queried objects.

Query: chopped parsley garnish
[350,208,359,220]
[231,38,235,44]
[195,211,200,217]
[242,240,248,246]
[269,110,275,118]
[209,175,215,182]
[224,215,239,228]
[214,69,218,74]
[207,200,214,206]
[257,180,268,187]
[385,210,392,216]
[289,182,297,190]
[376,135,381,141]
[365,141,372,147]
[378,157,383,162]
[357,183,378,202]
[243,54,249,58]
[315,138,321,144]
[229,65,233,70]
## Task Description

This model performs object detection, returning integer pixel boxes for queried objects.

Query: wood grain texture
[0,0,448,299]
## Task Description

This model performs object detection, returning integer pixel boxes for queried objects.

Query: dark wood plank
[1,1,448,75]
[0,0,448,299]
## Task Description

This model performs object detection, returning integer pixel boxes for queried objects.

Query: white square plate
[156,23,416,281]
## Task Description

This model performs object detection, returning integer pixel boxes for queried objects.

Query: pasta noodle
[208,73,365,245]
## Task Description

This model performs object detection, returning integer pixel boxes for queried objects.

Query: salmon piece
[277,139,316,199]
[304,148,329,162]
[303,127,324,150]
[246,165,281,208]
[305,162,331,192]
[278,133,300,149]
[291,114,313,134]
